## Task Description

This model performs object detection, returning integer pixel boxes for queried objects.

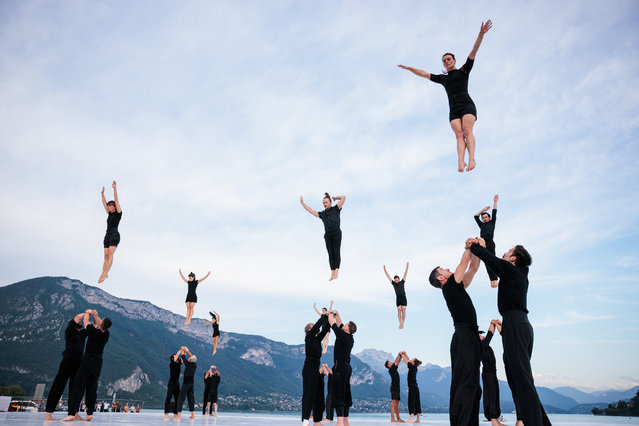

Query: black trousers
[202,384,210,415]
[449,325,481,426]
[408,385,422,415]
[482,367,501,420]
[502,311,552,426]
[325,373,334,420]
[324,229,342,270]
[46,356,81,413]
[164,381,180,414]
[206,390,218,414]
[67,358,103,416]
[313,374,326,421]
[177,382,195,412]
[301,359,320,420]
[484,241,498,281]
[332,361,352,417]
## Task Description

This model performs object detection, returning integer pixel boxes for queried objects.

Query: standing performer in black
[384,352,404,423]
[44,313,87,421]
[62,310,111,422]
[328,310,356,426]
[202,368,212,416]
[179,269,211,325]
[300,193,346,281]
[469,239,551,426]
[302,313,330,425]
[398,20,492,172]
[313,364,331,424]
[325,363,335,422]
[207,366,221,417]
[98,180,122,283]
[401,351,422,423]
[429,240,482,425]
[164,347,183,419]
[175,346,197,419]
[384,262,410,329]
[481,320,505,426]
[474,194,499,288]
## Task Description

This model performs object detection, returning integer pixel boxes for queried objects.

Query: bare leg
[98,248,110,283]
[461,114,477,171]
[407,414,414,423]
[415,413,420,423]
[491,419,506,426]
[450,119,466,172]
[214,402,217,417]
[329,270,336,281]
[85,415,93,421]
[189,411,195,419]
[173,412,181,419]
[322,334,329,354]
[401,306,406,328]
[213,336,219,356]
[184,303,189,324]
[491,280,498,288]
[397,307,402,329]
[336,416,345,425]
[516,421,523,426]
[163,413,169,419]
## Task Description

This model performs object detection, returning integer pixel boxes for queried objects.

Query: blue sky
[1,0,638,391]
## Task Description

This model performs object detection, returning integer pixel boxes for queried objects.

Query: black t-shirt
[407,363,419,388]
[187,280,199,295]
[181,355,197,384]
[429,57,474,105]
[84,324,109,356]
[481,331,496,370]
[388,364,400,388]
[392,280,406,297]
[210,374,220,390]
[470,244,529,315]
[442,275,478,327]
[63,319,87,358]
[106,211,122,232]
[331,323,353,363]
[474,209,497,241]
[318,206,341,233]
[168,355,182,383]
[305,315,330,360]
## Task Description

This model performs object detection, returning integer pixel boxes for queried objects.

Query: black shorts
[212,331,220,338]
[449,101,477,122]
[185,293,197,303]
[390,386,400,401]
[208,391,218,403]
[396,295,407,307]
[103,231,120,248]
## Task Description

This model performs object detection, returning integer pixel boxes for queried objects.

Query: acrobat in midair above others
[201,310,221,356]
[300,193,346,281]
[398,20,492,172]
[98,180,122,283]
[474,194,499,288]
[313,301,333,353]
[383,262,409,329]
[179,269,211,325]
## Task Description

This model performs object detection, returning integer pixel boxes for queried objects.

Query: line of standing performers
[385,351,423,423]
[44,309,112,422]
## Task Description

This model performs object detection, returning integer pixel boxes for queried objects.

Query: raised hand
[494,194,499,202]
[101,186,105,194]
[299,196,304,204]
[477,237,487,247]
[480,20,493,34]
[112,180,117,189]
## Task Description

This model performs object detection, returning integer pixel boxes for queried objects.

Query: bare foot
[163,414,169,419]
[491,280,499,288]
[516,421,524,426]
[85,415,93,421]
[491,419,506,426]
[466,159,476,171]
[458,161,467,172]
[189,413,195,419]
[174,413,181,419]
[329,271,335,281]
[334,269,339,279]
[44,413,55,421]
[97,275,106,284]
[313,422,324,426]
[61,414,85,422]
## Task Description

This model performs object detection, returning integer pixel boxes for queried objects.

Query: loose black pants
[324,230,342,270]
[177,382,195,412]
[332,361,352,418]
[502,311,552,426]
[484,241,498,282]
[408,385,422,415]
[67,357,102,416]
[202,383,210,415]
[313,374,326,421]
[46,356,81,413]
[164,381,180,414]
[301,359,320,420]
[481,367,501,420]
[449,324,481,426]
[325,372,334,420]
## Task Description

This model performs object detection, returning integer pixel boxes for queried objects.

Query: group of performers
[385,351,423,423]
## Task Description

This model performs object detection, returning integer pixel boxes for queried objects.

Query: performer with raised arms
[164,347,183,419]
[401,351,422,424]
[313,301,333,353]
[480,320,505,426]
[384,262,409,329]
[398,20,492,172]
[384,352,404,423]
[328,309,356,426]
[201,310,221,355]
[474,194,499,287]
[179,269,211,325]
[300,193,346,280]
[302,311,330,425]
[98,180,122,283]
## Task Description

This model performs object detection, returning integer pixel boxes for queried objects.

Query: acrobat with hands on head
[98,180,122,283]
[398,20,492,172]
[203,365,220,417]
[179,269,211,325]
[328,309,356,426]
[480,320,505,426]
[474,194,499,288]
[400,351,422,423]
[201,310,221,356]
[313,300,334,353]
[384,352,404,423]
[175,346,197,419]
[300,193,346,281]
[384,262,409,329]
[164,347,184,419]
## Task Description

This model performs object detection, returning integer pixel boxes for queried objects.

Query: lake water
[1,411,637,425]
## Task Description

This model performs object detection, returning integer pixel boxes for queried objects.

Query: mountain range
[0,277,635,413]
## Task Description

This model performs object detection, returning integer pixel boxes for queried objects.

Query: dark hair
[385,361,392,369]
[209,312,217,320]
[322,307,327,312]
[428,266,442,288]
[107,200,116,207]
[393,275,400,280]
[512,245,532,267]
[324,192,332,201]
[304,323,313,333]
[412,358,422,367]
[188,272,195,279]
[101,317,112,330]
[347,321,357,334]
[481,212,491,219]
[442,52,455,60]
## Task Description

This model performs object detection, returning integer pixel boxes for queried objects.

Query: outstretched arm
[199,271,212,283]
[469,20,492,60]
[314,303,322,316]
[213,311,220,324]
[329,300,333,312]
[400,351,410,364]
[397,65,432,80]
[300,196,319,218]
[475,205,490,217]
[333,195,346,209]
[453,248,473,284]
[462,253,480,289]
[101,187,109,213]
[394,352,402,367]
[383,265,392,282]
[112,181,122,213]
[334,311,343,327]
[403,262,409,281]
[178,269,188,283]
[493,194,499,210]
[201,319,213,325]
